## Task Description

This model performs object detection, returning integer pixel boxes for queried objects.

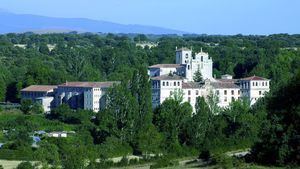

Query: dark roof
[176,47,191,51]
[151,74,183,80]
[149,64,183,68]
[240,76,268,81]
[21,85,57,92]
[211,82,240,89]
[58,81,118,88]
[182,82,203,89]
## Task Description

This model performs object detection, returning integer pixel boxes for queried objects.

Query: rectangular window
[256,82,258,86]
[259,91,262,95]
[216,90,219,95]
[238,90,240,95]
[166,82,169,86]
[174,82,176,86]
[188,90,191,95]
[253,82,255,86]
[188,97,191,102]
[224,97,227,102]
[163,82,165,86]
[224,90,227,95]
[231,90,234,95]
[177,82,180,86]
[196,90,199,95]
[232,97,235,102]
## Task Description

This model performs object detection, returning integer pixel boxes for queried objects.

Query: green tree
[154,97,193,150]
[34,141,60,165]
[136,124,163,156]
[20,99,33,114]
[193,68,203,82]
[31,102,44,114]
[252,71,300,166]
[186,97,212,149]
[0,78,6,102]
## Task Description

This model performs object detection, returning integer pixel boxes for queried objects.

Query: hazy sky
[1,0,299,35]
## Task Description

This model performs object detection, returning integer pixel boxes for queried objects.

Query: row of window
[187,90,200,96]
[162,81,180,87]
[93,88,101,91]
[224,97,237,102]
[216,90,240,95]
[241,81,269,88]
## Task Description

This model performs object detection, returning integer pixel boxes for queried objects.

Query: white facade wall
[159,80,182,104]
[84,88,102,112]
[240,80,270,105]
[182,88,206,112]
[176,49,192,65]
[35,97,54,113]
[191,52,213,80]
[213,88,240,107]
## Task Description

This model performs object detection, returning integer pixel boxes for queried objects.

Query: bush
[16,161,34,169]
[98,137,132,159]
[150,156,179,169]
[213,154,233,169]
[199,150,211,161]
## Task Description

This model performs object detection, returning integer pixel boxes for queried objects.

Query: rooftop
[58,81,119,88]
[211,82,240,89]
[21,85,57,92]
[240,76,268,81]
[182,82,203,89]
[149,64,183,69]
[151,74,183,80]
[176,47,191,51]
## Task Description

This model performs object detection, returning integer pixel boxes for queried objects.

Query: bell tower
[175,47,192,64]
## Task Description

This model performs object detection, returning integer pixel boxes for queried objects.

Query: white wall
[213,88,240,107]
[159,80,182,104]
[240,80,270,105]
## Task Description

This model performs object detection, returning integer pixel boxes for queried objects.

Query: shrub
[150,156,179,169]
[199,150,211,161]
[16,161,34,169]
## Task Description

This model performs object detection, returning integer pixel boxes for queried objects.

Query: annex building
[21,81,117,113]
[148,47,270,111]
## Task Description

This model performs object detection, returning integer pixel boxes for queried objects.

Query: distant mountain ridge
[0,11,187,35]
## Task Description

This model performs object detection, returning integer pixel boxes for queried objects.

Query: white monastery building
[149,47,270,111]
[20,47,270,113]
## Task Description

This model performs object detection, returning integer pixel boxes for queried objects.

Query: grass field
[0,160,39,169]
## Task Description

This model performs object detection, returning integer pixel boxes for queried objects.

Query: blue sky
[0,0,299,35]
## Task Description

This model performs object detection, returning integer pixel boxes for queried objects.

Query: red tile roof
[58,81,118,88]
[149,64,183,68]
[240,76,268,81]
[21,85,57,92]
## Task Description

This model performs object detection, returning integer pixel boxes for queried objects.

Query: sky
[0,0,299,35]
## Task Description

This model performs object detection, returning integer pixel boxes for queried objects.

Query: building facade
[149,48,270,111]
[21,82,117,113]
[21,85,57,113]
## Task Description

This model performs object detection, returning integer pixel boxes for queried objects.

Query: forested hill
[0,33,300,103]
